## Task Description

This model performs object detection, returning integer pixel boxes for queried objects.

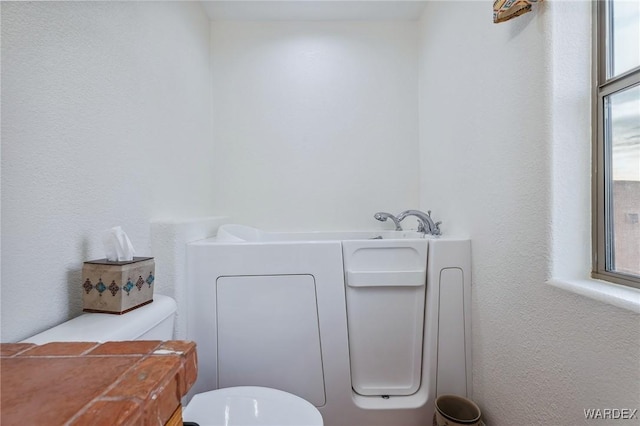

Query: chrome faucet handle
[415,220,427,233]
[432,221,442,236]
[374,212,403,231]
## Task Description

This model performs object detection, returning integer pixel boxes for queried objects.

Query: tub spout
[397,210,442,236]
[374,212,403,231]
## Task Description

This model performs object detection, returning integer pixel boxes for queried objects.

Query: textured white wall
[1,1,214,342]
[210,21,420,231]
[419,2,640,424]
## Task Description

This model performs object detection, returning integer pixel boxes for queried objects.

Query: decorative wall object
[493,0,542,23]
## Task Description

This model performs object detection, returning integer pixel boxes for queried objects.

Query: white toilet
[22,294,323,426]
[185,386,323,426]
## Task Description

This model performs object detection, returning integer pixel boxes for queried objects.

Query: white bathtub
[186,224,471,426]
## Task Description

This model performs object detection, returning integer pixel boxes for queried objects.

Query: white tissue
[102,226,136,262]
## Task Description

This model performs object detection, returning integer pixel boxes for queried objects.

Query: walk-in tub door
[342,240,428,396]
[216,274,326,406]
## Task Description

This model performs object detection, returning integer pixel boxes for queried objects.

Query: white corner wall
[1,1,214,342]
[210,21,420,231]
[419,2,640,425]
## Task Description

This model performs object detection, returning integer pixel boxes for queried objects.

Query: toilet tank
[21,294,177,344]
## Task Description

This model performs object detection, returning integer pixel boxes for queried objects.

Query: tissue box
[82,257,155,314]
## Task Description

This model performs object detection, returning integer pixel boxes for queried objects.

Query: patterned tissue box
[82,257,155,314]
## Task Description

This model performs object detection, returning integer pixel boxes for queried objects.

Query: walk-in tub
[186,224,471,426]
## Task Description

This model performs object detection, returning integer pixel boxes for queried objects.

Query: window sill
[547,277,640,313]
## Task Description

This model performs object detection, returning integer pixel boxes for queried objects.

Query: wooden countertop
[0,340,197,426]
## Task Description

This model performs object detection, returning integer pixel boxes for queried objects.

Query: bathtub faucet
[374,212,403,231]
[397,210,442,236]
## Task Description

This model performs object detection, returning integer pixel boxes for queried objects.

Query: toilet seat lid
[183,386,323,426]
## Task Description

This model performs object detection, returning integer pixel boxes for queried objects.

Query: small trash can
[434,394,482,426]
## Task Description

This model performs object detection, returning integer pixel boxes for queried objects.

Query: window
[593,0,640,288]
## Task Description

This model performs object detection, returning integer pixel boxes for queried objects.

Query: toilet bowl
[22,294,323,426]
[183,386,323,426]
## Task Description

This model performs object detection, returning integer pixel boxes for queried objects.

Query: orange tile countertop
[0,340,197,426]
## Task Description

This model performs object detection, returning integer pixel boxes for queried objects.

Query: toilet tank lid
[21,294,177,345]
